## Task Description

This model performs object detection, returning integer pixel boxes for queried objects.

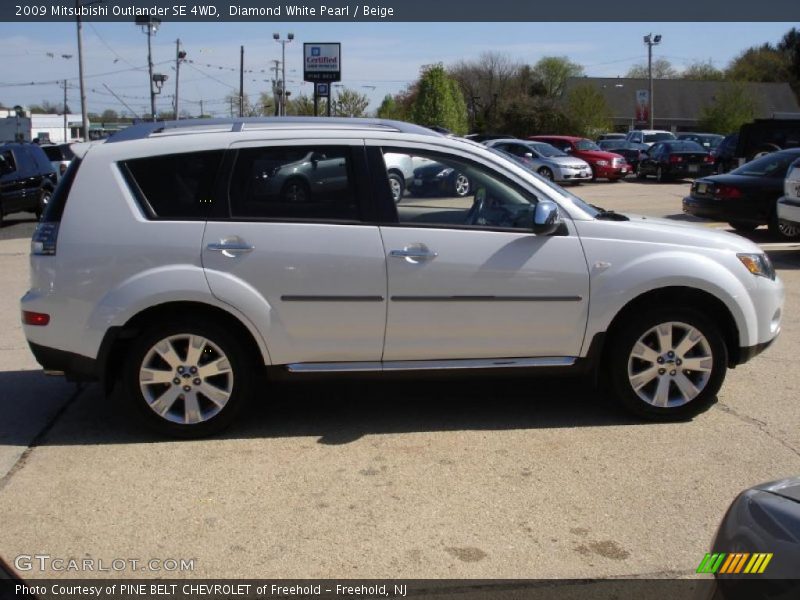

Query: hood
[756,478,800,504]
[575,150,625,161]
[577,213,763,254]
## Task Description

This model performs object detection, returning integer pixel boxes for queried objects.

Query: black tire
[537,167,554,181]
[636,165,647,180]
[281,178,310,203]
[122,318,256,438]
[768,209,800,240]
[388,171,405,204]
[605,307,727,421]
[656,166,669,183]
[728,221,758,233]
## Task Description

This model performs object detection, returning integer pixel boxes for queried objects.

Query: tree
[449,52,522,132]
[682,60,724,81]
[331,87,370,117]
[626,59,678,79]
[285,93,314,116]
[565,84,612,138]
[376,94,404,120]
[531,56,584,98]
[726,44,790,83]
[411,64,468,135]
[698,83,759,134]
[223,92,260,117]
[100,109,119,122]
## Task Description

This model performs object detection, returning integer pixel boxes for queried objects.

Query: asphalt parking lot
[0,178,798,579]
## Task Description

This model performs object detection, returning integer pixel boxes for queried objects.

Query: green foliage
[376,94,404,120]
[531,56,584,98]
[285,93,315,116]
[682,60,724,81]
[698,83,760,134]
[626,59,678,79]
[726,44,791,83]
[331,87,370,117]
[411,64,468,135]
[564,84,613,138]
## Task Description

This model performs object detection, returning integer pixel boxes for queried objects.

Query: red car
[529,135,630,181]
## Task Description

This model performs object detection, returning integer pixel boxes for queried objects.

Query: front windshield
[644,132,676,143]
[485,146,600,217]
[575,139,601,151]
[528,142,567,158]
[731,153,798,178]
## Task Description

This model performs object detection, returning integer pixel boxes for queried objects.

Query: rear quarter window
[121,150,224,219]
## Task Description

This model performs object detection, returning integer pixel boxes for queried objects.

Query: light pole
[174,39,186,120]
[643,33,661,130]
[136,15,161,121]
[273,32,294,116]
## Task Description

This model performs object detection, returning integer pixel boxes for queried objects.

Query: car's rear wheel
[388,172,405,204]
[123,319,255,437]
[636,165,647,179]
[769,209,800,240]
[607,308,727,420]
[282,179,310,203]
[656,166,668,183]
[728,221,758,233]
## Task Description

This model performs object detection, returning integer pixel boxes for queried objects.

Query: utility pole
[239,45,245,117]
[136,16,161,121]
[271,60,281,116]
[199,99,204,118]
[174,39,185,120]
[273,33,294,116]
[62,79,68,143]
[75,1,90,140]
[643,33,661,130]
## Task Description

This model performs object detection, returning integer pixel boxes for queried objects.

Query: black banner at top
[4,0,800,22]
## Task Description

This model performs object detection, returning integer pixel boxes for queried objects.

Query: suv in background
[777,157,800,237]
[736,116,800,162]
[711,133,739,173]
[0,142,57,225]
[22,117,783,437]
[625,129,676,146]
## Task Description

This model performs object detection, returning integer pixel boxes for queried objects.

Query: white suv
[777,157,800,237]
[625,129,676,146]
[21,118,784,437]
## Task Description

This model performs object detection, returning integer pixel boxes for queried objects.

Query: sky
[0,21,794,118]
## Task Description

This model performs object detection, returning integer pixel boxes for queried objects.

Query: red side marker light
[22,311,50,326]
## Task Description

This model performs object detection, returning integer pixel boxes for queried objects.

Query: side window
[229,146,359,221]
[0,150,16,175]
[122,150,223,219]
[386,149,539,231]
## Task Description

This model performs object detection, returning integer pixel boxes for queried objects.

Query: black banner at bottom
[2,579,800,600]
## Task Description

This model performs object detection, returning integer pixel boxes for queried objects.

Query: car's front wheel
[452,173,471,197]
[388,171,405,204]
[607,308,727,420]
[123,319,255,437]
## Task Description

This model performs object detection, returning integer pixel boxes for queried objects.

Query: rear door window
[122,150,224,219]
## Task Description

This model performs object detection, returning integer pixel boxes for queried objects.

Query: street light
[643,33,661,130]
[273,32,294,116]
[136,15,162,121]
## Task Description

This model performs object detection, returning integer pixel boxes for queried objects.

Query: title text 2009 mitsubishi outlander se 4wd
[21,119,784,437]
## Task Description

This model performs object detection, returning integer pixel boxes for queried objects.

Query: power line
[87,23,137,69]
[0,61,171,88]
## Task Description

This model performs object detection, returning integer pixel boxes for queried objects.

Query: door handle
[207,240,254,258]
[389,245,438,262]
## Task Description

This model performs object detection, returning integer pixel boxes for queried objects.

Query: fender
[86,265,272,364]
[583,250,756,353]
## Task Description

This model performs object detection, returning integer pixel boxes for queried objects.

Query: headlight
[595,160,608,166]
[737,253,775,280]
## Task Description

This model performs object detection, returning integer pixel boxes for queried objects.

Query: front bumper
[593,164,629,179]
[555,166,592,182]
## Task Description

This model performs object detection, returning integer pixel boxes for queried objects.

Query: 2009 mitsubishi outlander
[21,118,784,437]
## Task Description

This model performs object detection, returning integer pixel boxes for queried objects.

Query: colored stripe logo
[697,553,773,574]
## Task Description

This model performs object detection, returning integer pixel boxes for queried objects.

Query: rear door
[202,140,388,366]
[0,149,24,212]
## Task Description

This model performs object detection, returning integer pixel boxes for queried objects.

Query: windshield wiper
[594,209,629,221]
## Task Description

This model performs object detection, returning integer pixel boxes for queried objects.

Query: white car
[21,118,784,437]
[777,157,800,237]
[625,129,676,147]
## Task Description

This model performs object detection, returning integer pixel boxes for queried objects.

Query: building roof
[565,77,800,127]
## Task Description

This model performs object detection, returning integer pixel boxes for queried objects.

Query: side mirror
[532,200,561,236]
[523,152,533,159]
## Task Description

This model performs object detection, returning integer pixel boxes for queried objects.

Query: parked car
[40,143,75,181]
[22,117,783,436]
[636,140,715,182]
[703,477,800,591]
[529,135,630,181]
[484,139,592,183]
[676,133,724,150]
[711,133,739,174]
[384,152,414,203]
[463,133,517,143]
[683,148,800,239]
[625,129,676,146]
[596,133,626,142]
[776,157,800,238]
[408,161,471,197]
[0,142,57,225]
[736,116,800,162]
[596,140,649,173]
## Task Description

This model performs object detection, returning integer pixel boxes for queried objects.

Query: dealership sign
[304,43,341,82]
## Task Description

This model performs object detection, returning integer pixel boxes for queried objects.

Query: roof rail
[106,117,441,143]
